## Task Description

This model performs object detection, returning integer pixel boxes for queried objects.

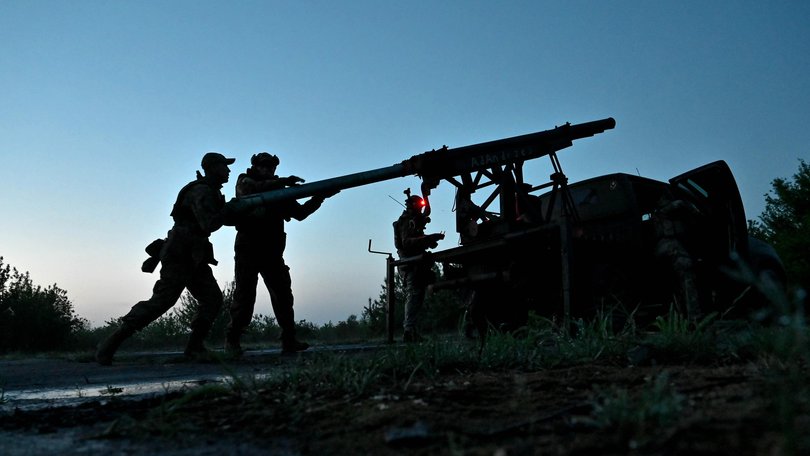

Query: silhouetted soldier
[225,153,335,355]
[96,152,236,365]
[653,190,703,321]
[393,190,444,342]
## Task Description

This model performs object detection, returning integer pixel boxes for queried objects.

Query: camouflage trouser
[656,237,701,320]
[400,262,432,331]
[121,258,223,336]
[228,251,296,341]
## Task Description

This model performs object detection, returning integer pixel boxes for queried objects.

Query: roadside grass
[588,372,685,450]
[756,288,810,454]
[68,276,810,452]
[643,308,721,364]
[114,303,803,429]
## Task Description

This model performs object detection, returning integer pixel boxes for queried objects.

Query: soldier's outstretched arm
[237,174,305,197]
[289,189,339,221]
[284,175,305,186]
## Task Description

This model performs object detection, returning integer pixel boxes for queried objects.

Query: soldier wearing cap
[96,152,236,365]
[225,152,335,355]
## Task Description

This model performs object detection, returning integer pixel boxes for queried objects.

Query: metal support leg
[386,255,396,344]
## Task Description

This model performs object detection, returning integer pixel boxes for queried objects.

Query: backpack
[393,218,404,250]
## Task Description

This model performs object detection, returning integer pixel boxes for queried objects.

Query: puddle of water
[0,342,383,413]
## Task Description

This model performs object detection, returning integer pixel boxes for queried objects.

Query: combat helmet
[251,152,280,167]
[404,188,426,212]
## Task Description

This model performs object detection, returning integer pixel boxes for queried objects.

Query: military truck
[428,159,785,334]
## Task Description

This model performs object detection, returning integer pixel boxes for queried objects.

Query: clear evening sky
[1,1,808,326]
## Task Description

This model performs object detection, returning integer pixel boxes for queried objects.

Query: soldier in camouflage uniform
[653,190,703,321]
[96,152,235,365]
[225,152,334,355]
[394,191,444,342]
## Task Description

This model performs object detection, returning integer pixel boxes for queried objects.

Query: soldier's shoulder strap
[170,177,206,217]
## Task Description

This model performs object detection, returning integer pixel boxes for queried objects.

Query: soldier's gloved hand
[427,232,444,249]
[286,175,305,186]
[311,189,339,205]
[318,189,340,199]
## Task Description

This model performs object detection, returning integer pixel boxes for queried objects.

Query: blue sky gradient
[1,1,808,326]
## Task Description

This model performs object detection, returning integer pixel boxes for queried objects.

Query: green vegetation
[749,158,810,291]
[88,253,808,451]
[100,304,810,451]
[3,246,808,451]
[589,372,685,449]
[0,257,88,353]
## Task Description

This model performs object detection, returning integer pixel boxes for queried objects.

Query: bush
[0,257,88,353]
[750,159,810,291]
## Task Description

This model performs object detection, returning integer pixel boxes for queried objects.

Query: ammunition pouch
[141,238,166,273]
[141,257,160,273]
[161,226,218,266]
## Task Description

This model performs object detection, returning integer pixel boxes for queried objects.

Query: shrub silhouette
[0,257,87,353]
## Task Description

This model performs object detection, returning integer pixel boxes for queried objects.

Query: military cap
[251,152,280,167]
[201,152,236,169]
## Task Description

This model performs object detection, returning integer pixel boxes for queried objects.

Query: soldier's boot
[95,324,136,366]
[184,329,210,359]
[281,339,309,355]
[224,330,244,358]
[279,318,309,355]
[403,327,423,344]
[281,330,309,355]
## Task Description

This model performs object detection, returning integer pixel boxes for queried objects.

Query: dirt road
[1,345,375,411]
[0,345,375,455]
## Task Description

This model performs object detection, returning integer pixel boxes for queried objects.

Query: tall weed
[589,372,684,449]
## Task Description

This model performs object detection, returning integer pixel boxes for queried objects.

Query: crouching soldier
[96,152,236,365]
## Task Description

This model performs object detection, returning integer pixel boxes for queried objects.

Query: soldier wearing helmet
[96,152,236,365]
[393,189,445,342]
[225,152,335,355]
